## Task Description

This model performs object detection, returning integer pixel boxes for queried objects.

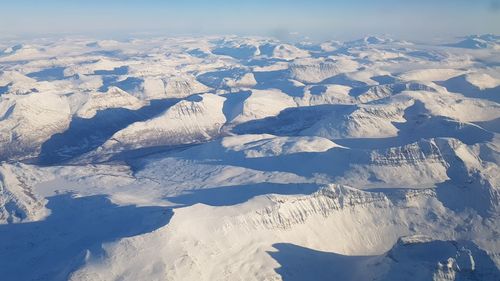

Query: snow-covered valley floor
[0,34,499,281]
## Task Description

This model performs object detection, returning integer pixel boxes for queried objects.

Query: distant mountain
[446,34,500,49]
[0,35,499,281]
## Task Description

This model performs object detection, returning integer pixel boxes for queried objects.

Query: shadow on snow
[269,241,500,281]
[38,98,179,165]
[0,194,172,281]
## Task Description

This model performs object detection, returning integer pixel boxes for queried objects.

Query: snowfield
[0,34,499,281]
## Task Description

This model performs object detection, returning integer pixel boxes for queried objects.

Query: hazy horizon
[2,0,500,41]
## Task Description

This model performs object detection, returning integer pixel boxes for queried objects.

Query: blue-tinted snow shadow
[371,75,399,85]
[233,104,355,136]
[221,91,252,122]
[310,47,353,58]
[93,65,129,76]
[83,49,127,59]
[347,82,437,98]
[234,101,493,150]
[241,149,355,178]
[335,101,494,149]
[167,183,320,207]
[100,76,143,92]
[321,73,368,87]
[38,98,179,165]
[172,144,496,216]
[211,44,257,60]
[407,50,445,62]
[270,241,500,281]
[335,119,493,150]
[0,83,10,95]
[196,68,248,89]
[437,75,500,103]
[26,67,67,81]
[174,144,358,180]
[106,143,200,167]
[309,85,327,95]
[0,44,23,56]
[0,194,172,281]
[382,239,500,281]
[435,144,498,218]
[258,43,276,57]
[89,66,149,93]
[253,70,304,97]
[269,243,371,281]
[196,66,305,97]
[187,48,209,58]
[243,57,287,67]
[435,179,495,218]
[474,117,500,134]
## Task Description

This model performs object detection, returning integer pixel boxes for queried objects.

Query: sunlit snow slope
[0,34,499,281]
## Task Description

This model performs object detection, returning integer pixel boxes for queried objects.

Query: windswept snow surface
[0,35,499,281]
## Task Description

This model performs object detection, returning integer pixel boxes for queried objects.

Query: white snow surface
[0,35,499,281]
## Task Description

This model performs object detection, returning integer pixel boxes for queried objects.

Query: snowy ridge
[370,139,445,165]
[230,89,297,124]
[0,35,499,281]
[302,99,411,139]
[0,92,71,160]
[447,34,500,49]
[142,75,211,99]
[271,44,310,60]
[255,184,390,229]
[0,163,48,223]
[353,82,438,103]
[76,87,146,118]
[289,58,359,83]
[98,93,226,153]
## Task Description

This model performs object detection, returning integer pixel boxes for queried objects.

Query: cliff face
[0,35,499,281]
[0,163,48,223]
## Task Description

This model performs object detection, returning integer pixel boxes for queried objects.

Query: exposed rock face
[0,35,499,281]
[0,163,48,224]
[99,94,227,153]
[0,92,71,160]
[77,87,146,118]
[290,59,359,83]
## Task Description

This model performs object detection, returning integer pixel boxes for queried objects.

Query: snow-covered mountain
[446,34,500,49]
[0,35,499,281]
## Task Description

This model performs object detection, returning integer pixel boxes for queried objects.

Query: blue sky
[1,0,499,40]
